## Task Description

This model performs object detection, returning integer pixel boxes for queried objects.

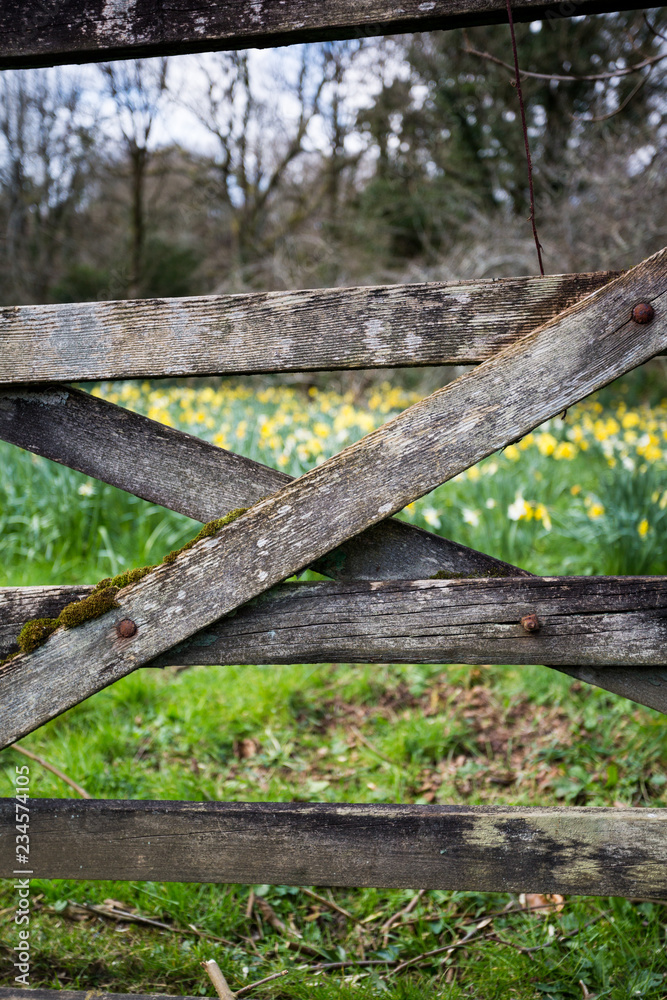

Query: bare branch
[462,42,666,83]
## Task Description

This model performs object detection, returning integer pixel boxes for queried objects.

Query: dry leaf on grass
[519,893,565,914]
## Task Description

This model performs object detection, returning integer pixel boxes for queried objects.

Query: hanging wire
[505,0,545,275]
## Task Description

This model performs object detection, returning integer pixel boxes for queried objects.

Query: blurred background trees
[0,9,665,306]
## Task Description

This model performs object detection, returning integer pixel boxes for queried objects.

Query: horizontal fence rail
[2,578,665,715]
[0,247,665,750]
[2,577,666,670]
[0,273,616,383]
[0,586,91,664]
[0,799,665,898]
[0,383,526,583]
[0,1,649,70]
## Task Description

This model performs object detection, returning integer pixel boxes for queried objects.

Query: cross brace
[0,248,665,749]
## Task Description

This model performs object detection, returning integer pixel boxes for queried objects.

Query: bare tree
[185,49,329,287]
[0,68,95,304]
[98,58,169,296]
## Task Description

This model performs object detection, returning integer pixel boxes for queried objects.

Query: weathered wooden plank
[0,383,526,583]
[0,798,664,898]
[3,579,665,712]
[1,247,665,750]
[0,273,616,384]
[145,576,667,671]
[3,577,666,669]
[0,1,647,70]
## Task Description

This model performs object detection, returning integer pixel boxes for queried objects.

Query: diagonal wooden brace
[0,383,527,582]
[1,246,665,748]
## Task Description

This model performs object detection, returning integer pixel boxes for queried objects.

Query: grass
[1,377,666,998]
[1,663,666,998]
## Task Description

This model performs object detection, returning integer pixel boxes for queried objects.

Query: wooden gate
[1,2,666,995]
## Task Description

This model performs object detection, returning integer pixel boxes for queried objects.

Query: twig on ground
[255,898,290,936]
[57,899,237,946]
[284,939,324,958]
[484,934,537,956]
[381,889,426,946]
[301,887,355,921]
[10,744,91,798]
[579,981,595,1000]
[235,970,288,996]
[188,924,238,947]
[349,724,399,766]
[486,911,608,955]
[203,958,236,1000]
[307,959,391,972]
[253,901,322,956]
[245,889,255,921]
[389,921,490,975]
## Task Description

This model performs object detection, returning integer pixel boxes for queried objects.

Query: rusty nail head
[521,614,540,633]
[631,302,655,324]
[117,618,137,638]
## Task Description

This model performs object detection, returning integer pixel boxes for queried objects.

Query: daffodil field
[1,378,665,586]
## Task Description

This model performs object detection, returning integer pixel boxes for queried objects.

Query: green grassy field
[1,378,666,999]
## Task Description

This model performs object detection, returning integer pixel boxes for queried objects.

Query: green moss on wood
[163,508,248,564]
[58,586,121,629]
[17,617,59,653]
[97,566,153,590]
[8,509,251,658]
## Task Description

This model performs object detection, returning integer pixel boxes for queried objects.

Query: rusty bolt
[631,302,655,324]
[117,618,137,638]
[520,614,541,633]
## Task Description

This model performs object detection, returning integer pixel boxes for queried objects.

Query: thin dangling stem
[506,0,545,275]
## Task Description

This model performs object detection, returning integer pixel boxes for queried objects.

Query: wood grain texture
[0,1,647,70]
[0,798,665,897]
[3,578,665,713]
[0,273,616,383]
[145,576,667,672]
[0,383,526,583]
[2,577,665,670]
[1,247,665,750]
